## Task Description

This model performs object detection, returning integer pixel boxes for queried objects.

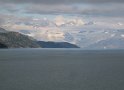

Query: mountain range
[37,41,79,48]
[0,27,79,48]
[1,27,124,49]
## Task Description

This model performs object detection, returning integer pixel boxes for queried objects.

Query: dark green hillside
[0,31,41,48]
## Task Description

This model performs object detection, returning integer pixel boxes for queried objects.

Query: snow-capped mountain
[3,15,124,49]
[17,28,124,49]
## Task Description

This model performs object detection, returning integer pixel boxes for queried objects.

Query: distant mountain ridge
[0,28,79,48]
[37,41,79,48]
[0,31,41,48]
[0,43,8,48]
[0,27,7,33]
[85,38,124,49]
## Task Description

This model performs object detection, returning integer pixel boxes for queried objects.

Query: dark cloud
[25,4,79,15]
[24,3,124,17]
[0,0,124,4]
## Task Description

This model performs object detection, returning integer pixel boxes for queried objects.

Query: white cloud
[121,34,124,38]
[54,15,65,26]
[29,28,65,41]
[54,15,85,27]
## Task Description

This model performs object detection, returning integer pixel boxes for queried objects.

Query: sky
[0,0,124,48]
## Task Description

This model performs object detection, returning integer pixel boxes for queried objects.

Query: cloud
[0,14,34,30]
[54,15,85,27]
[54,15,65,26]
[0,4,19,13]
[0,18,5,25]
[25,4,79,15]
[0,0,124,4]
[24,3,124,17]
[1,0,124,17]
[79,4,124,17]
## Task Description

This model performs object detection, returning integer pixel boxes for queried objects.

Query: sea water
[0,49,124,90]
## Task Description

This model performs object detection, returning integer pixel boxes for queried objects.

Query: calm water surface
[0,49,124,90]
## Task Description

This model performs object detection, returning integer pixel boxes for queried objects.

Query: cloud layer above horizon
[0,0,124,4]
[0,0,124,47]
